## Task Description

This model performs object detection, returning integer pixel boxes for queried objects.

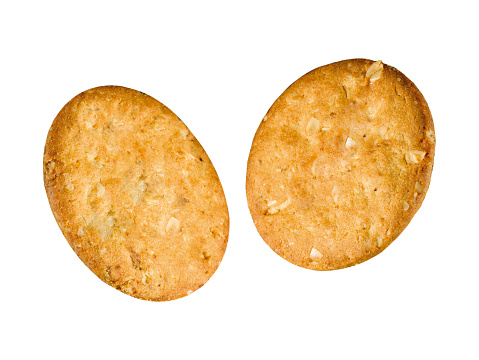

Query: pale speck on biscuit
[332,185,340,204]
[310,248,323,260]
[132,180,147,205]
[85,120,95,129]
[111,119,123,128]
[345,137,357,148]
[96,183,105,197]
[105,215,115,228]
[45,161,55,173]
[405,150,426,164]
[415,182,425,193]
[378,126,388,138]
[166,216,180,234]
[141,270,149,285]
[311,157,321,175]
[77,227,85,236]
[366,60,384,83]
[376,236,383,247]
[267,200,277,207]
[267,198,290,215]
[180,129,189,140]
[306,117,320,135]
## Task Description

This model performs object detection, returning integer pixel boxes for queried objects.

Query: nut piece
[306,117,320,135]
[267,198,291,215]
[45,161,55,174]
[405,150,426,164]
[132,180,147,204]
[366,60,384,83]
[415,182,425,193]
[376,236,383,247]
[180,129,189,140]
[111,119,123,128]
[378,126,388,138]
[96,183,105,197]
[345,137,357,148]
[77,227,85,236]
[311,157,321,175]
[166,216,180,234]
[106,215,115,228]
[310,248,323,260]
[86,153,96,162]
[267,200,277,207]
[332,185,340,204]
[401,200,410,211]
[141,271,149,285]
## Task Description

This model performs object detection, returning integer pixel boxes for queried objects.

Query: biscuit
[246,59,435,270]
[44,86,229,300]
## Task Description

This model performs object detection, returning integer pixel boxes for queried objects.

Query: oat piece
[246,59,435,270]
[44,86,229,300]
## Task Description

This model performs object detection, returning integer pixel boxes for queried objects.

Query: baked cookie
[44,86,229,300]
[246,59,435,270]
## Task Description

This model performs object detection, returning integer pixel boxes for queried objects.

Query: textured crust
[44,86,229,300]
[246,59,435,270]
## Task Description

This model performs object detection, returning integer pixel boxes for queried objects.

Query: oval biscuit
[246,59,435,270]
[44,86,229,300]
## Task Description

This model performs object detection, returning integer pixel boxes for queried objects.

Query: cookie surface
[246,59,435,270]
[44,86,229,300]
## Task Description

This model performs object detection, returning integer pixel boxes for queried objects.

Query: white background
[1,1,478,359]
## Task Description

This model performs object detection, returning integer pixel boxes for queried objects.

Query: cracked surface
[44,86,229,300]
[246,59,435,270]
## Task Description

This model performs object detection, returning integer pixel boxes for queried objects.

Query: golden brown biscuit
[44,86,229,300]
[246,59,435,270]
